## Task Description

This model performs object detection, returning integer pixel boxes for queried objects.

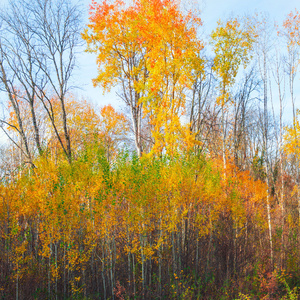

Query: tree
[211,17,255,169]
[254,13,275,265]
[232,67,260,169]
[99,104,130,161]
[83,0,203,156]
[282,10,300,225]
[282,9,300,123]
[0,0,83,163]
[188,56,218,154]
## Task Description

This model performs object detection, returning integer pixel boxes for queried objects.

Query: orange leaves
[83,0,204,156]
[140,0,203,154]
[100,104,129,137]
[6,89,129,163]
[83,0,142,91]
[283,9,300,47]
[0,146,270,298]
[221,158,268,229]
[7,89,33,133]
[99,104,130,158]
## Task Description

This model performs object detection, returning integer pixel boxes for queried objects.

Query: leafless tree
[188,56,219,154]
[254,13,275,265]
[232,67,261,169]
[0,0,83,163]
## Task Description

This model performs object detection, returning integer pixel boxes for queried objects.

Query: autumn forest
[1,0,300,299]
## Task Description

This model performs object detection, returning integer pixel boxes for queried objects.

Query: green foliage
[0,147,271,299]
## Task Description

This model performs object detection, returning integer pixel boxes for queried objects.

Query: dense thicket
[1,0,300,299]
[0,148,270,299]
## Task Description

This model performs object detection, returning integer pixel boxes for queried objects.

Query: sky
[0,0,299,145]
[76,0,300,109]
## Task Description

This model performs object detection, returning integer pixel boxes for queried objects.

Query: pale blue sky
[1,0,298,109]
[0,0,299,145]
[77,0,300,112]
